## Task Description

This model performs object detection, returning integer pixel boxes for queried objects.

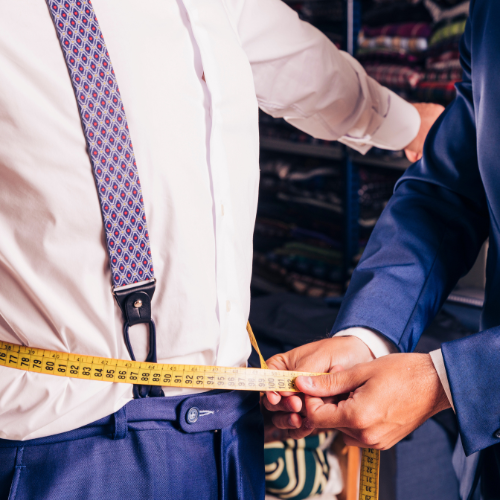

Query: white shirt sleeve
[430,349,456,412]
[227,0,421,153]
[334,327,399,358]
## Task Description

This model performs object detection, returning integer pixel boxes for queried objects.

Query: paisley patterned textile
[46,0,154,287]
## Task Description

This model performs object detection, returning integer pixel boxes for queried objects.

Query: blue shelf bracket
[342,149,360,291]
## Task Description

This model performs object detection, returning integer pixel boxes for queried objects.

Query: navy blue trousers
[0,390,264,500]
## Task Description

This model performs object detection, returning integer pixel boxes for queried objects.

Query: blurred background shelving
[251,0,483,312]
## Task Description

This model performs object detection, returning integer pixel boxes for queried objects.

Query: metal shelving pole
[341,0,362,291]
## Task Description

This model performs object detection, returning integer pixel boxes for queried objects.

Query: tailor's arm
[264,8,494,451]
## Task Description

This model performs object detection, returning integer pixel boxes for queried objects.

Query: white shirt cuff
[430,349,455,413]
[370,90,421,151]
[340,90,420,154]
[334,327,399,359]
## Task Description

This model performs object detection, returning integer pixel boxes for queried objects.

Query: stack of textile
[357,1,433,100]
[253,155,402,298]
[357,0,469,106]
[416,0,469,103]
[284,0,345,48]
[259,111,339,150]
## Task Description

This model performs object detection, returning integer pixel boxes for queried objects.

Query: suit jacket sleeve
[332,1,496,456]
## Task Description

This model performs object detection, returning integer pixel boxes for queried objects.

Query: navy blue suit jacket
[332,0,500,457]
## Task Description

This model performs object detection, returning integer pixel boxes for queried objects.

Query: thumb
[404,149,421,163]
[295,365,367,397]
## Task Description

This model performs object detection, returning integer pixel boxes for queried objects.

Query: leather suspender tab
[113,280,156,326]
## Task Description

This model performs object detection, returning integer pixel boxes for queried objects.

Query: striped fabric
[265,432,333,500]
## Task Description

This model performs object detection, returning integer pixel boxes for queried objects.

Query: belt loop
[112,406,128,441]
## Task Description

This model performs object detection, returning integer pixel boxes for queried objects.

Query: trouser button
[186,407,199,424]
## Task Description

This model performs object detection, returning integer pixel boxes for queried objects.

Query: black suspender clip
[113,279,164,399]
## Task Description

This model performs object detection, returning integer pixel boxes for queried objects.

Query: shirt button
[494,429,500,439]
[186,407,199,424]
[226,300,231,312]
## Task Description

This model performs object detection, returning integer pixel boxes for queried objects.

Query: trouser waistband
[0,390,259,448]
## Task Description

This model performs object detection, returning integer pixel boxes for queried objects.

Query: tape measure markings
[359,448,380,500]
[0,341,323,392]
[1,340,380,500]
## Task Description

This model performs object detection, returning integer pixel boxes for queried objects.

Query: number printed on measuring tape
[0,340,380,500]
[0,341,320,392]
[359,448,380,500]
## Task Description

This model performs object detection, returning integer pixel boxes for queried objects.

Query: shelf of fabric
[259,136,344,161]
[251,275,289,295]
[350,151,411,171]
[260,136,411,171]
[447,286,485,309]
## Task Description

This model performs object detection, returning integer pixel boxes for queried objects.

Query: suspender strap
[47,0,161,397]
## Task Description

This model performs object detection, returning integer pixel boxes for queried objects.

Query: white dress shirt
[0,0,420,440]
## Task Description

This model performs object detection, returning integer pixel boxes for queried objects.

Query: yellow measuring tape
[359,448,380,500]
[0,322,379,499]
[0,324,318,393]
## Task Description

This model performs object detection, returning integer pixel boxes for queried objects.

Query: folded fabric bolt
[426,50,461,70]
[363,22,432,39]
[429,17,467,46]
[417,80,458,91]
[415,80,457,103]
[364,63,425,89]
[425,35,462,57]
[363,2,432,27]
[424,0,470,23]
[356,47,425,66]
[358,32,428,52]
[253,254,342,298]
[299,1,343,22]
[424,67,462,82]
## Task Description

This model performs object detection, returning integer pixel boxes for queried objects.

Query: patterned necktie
[47,0,154,289]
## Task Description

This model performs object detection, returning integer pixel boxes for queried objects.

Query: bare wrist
[329,335,375,365]
[422,354,451,415]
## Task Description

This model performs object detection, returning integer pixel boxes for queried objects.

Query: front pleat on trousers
[7,448,24,500]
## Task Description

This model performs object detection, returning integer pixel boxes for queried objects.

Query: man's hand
[404,103,445,162]
[262,336,375,439]
[295,353,450,449]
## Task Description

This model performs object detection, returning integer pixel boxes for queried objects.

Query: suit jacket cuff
[442,329,500,456]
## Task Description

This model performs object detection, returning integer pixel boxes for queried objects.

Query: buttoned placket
[181,0,231,359]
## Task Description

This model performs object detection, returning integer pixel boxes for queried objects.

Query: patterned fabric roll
[426,50,461,70]
[363,63,425,89]
[265,433,333,500]
[358,31,428,52]
[424,67,462,82]
[356,47,424,66]
[429,18,467,46]
[363,22,432,38]
[415,80,457,103]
